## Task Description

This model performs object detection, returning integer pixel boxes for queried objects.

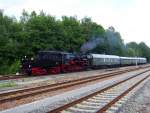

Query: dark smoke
[80,36,104,53]
[106,27,126,51]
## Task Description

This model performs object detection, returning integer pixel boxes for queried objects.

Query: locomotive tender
[21,51,147,75]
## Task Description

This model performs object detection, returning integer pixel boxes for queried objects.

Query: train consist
[21,51,147,75]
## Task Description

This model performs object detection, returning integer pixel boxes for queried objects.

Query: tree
[0,10,149,74]
[126,42,142,57]
[0,10,21,74]
[105,26,125,55]
[138,42,150,62]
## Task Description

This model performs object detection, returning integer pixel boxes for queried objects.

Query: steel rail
[0,67,144,104]
[97,74,150,113]
[0,65,149,81]
[48,70,150,113]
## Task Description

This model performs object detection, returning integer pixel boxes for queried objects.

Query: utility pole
[136,56,138,67]
[135,49,138,67]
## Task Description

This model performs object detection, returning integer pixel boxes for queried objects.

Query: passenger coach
[87,54,120,68]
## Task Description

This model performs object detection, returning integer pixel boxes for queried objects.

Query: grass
[0,81,17,89]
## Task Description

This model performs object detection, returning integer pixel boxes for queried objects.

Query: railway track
[0,66,146,106]
[0,75,27,81]
[0,70,122,81]
[48,69,150,113]
[0,65,149,81]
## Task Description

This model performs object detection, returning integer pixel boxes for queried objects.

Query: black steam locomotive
[21,51,89,75]
[21,51,147,75]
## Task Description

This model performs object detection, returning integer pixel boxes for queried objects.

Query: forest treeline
[0,10,150,74]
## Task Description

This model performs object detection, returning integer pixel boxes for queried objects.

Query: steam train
[21,51,147,75]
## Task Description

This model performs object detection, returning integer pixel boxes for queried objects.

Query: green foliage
[126,42,141,56]
[126,42,150,62]
[126,48,136,56]
[8,60,21,74]
[138,42,150,62]
[105,26,126,56]
[0,81,16,88]
[0,10,150,74]
[0,60,20,74]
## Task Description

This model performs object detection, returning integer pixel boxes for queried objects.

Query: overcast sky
[0,0,150,46]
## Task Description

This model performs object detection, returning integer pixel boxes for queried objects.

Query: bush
[0,60,20,75]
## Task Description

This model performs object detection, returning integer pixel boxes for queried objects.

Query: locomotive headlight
[87,55,92,59]
[31,57,34,60]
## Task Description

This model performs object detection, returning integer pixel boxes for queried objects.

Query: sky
[0,0,150,47]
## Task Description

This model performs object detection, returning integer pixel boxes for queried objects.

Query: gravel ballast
[1,65,149,93]
[1,68,150,113]
[117,77,150,113]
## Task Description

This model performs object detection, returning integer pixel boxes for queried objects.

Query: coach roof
[90,54,120,59]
